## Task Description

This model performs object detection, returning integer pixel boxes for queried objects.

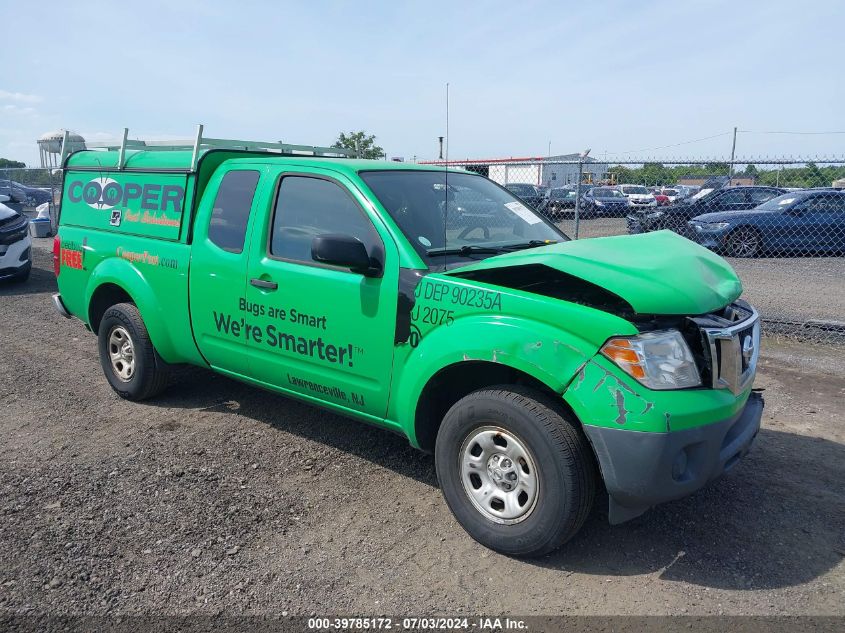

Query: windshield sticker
[418,236,432,247]
[779,198,796,205]
[504,201,542,225]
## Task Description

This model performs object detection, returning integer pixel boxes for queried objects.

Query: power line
[604,131,731,157]
[739,130,845,135]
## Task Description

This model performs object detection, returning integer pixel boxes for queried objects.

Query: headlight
[594,200,603,206]
[601,330,701,390]
[696,221,730,230]
[645,211,664,219]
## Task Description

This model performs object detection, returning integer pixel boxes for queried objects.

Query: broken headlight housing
[601,330,701,390]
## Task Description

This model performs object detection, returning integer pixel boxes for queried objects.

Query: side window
[749,189,778,205]
[270,176,380,265]
[208,170,260,254]
[717,189,745,205]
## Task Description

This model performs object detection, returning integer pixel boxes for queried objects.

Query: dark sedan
[627,185,787,236]
[689,189,845,257]
[504,183,545,210]
[582,187,629,218]
[544,187,579,218]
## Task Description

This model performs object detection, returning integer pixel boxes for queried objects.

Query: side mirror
[312,233,381,277]
[0,194,9,203]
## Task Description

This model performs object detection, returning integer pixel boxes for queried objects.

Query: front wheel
[435,387,597,557]
[726,227,761,257]
[98,302,170,401]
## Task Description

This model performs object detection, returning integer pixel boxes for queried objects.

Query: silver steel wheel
[108,326,136,382]
[460,426,539,524]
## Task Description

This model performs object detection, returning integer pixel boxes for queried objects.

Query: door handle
[250,278,278,290]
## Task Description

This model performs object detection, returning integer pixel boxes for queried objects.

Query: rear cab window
[207,170,261,253]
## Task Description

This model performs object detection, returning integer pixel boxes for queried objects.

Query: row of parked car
[0,178,53,211]
[504,180,845,257]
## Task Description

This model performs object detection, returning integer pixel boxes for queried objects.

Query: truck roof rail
[61,124,358,170]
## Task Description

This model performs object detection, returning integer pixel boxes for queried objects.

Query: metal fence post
[573,158,583,239]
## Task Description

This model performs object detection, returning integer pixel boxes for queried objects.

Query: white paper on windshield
[778,198,796,205]
[505,201,542,224]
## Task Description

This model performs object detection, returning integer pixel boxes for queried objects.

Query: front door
[243,168,398,419]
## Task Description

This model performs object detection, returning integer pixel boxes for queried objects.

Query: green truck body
[53,139,763,555]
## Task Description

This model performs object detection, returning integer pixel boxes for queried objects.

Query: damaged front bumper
[583,391,763,524]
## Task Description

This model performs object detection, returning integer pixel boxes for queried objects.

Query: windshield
[755,192,802,211]
[505,184,536,196]
[690,187,715,201]
[592,188,623,198]
[621,186,649,195]
[360,171,564,262]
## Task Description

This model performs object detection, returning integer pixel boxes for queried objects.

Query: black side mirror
[311,233,381,277]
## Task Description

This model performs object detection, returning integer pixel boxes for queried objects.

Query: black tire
[726,227,761,258]
[97,302,170,401]
[435,386,597,557]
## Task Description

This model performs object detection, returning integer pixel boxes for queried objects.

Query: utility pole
[728,126,737,186]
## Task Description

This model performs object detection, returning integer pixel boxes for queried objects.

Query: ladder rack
[60,124,358,170]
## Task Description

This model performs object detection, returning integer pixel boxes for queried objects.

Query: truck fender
[84,257,180,363]
[392,315,599,444]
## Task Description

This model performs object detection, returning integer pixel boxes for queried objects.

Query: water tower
[37,129,86,168]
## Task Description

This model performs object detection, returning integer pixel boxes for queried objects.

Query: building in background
[421,154,609,187]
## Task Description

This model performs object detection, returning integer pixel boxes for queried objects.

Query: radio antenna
[443,82,449,271]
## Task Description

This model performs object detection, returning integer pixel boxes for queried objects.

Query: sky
[1,0,843,167]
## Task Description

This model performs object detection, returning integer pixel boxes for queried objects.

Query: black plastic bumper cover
[584,392,764,524]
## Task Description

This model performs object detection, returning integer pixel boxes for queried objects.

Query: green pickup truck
[52,129,763,556]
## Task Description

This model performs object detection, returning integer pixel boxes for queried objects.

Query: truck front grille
[688,302,761,395]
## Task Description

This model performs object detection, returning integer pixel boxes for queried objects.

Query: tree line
[606,162,844,189]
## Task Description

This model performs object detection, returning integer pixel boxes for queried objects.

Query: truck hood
[447,231,742,316]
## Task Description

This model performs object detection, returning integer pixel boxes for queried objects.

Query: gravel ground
[0,238,843,618]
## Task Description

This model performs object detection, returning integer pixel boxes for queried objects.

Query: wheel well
[88,283,133,333]
[414,361,563,453]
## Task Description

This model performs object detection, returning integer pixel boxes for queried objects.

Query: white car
[617,184,657,207]
[0,194,32,282]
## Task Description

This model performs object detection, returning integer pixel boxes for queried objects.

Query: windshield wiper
[426,245,507,257]
[426,240,556,258]
[501,240,557,251]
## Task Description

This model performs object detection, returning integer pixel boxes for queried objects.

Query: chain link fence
[427,156,845,344]
[5,157,845,344]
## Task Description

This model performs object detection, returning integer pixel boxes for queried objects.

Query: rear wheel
[97,302,170,400]
[726,227,761,257]
[435,387,597,557]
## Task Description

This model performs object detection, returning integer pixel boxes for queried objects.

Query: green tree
[743,164,758,176]
[332,131,384,160]
[0,158,26,168]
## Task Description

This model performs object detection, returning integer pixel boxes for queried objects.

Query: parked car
[689,189,845,257]
[582,187,629,217]
[52,132,764,556]
[0,194,32,282]
[628,186,787,236]
[617,184,656,207]
[0,181,27,213]
[504,183,545,210]
[544,187,580,218]
[654,193,671,207]
[4,180,52,206]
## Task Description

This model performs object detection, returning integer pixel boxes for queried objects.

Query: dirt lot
[0,239,843,617]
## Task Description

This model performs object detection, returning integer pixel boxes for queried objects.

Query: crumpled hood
[447,231,742,315]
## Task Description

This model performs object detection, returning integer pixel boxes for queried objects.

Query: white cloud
[3,104,37,116]
[0,90,43,104]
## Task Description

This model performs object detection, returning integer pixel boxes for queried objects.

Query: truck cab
[53,129,764,557]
